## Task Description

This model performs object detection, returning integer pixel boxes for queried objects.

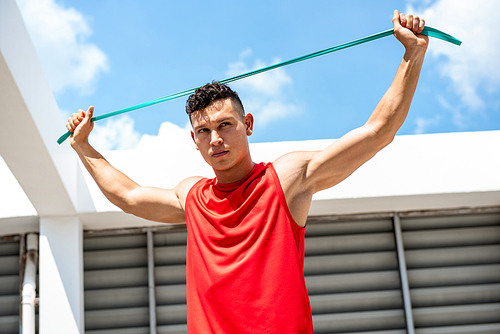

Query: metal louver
[83,208,500,334]
[84,233,150,333]
[154,230,188,334]
[401,212,500,334]
[0,236,21,334]
[305,217,405,334]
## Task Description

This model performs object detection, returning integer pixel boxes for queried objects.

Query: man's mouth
[212,150,228,158]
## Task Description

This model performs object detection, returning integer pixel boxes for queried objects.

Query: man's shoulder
[273,151,319,177]
[179,176,205,190]
[175,176,205,203]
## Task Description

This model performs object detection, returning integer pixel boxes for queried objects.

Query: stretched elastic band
[57,26,460,144]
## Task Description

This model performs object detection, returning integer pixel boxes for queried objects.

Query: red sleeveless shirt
[185,162,313,333]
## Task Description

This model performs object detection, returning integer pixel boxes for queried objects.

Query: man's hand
[66,106,95,147]
[393,10,429,52]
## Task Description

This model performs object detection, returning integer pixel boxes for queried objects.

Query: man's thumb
[392,9,401,27]
[86,106,94,120]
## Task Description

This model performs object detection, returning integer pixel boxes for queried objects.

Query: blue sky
[16,0,500,150]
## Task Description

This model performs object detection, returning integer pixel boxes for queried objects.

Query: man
[67,10,427,334]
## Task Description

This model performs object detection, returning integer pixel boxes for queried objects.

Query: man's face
[190,98,253,172]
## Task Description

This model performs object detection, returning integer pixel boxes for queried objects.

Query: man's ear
[244,113,254,136]
[190,130,199,150]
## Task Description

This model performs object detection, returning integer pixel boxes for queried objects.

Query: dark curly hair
[186,82,244,120]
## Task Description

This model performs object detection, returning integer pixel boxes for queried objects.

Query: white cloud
[407,0,500,109]
[16,0,109,95]
[436,94,469,129]
[413,115,441,134]
[135,121,195,152]
[226,50,302,127]
[91,116,141,151]
[90,116,194,152]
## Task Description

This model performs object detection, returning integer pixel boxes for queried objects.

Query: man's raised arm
[275,10,428,225]
[67,106,200,223]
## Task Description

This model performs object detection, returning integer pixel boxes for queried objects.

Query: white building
[1,1,499,333]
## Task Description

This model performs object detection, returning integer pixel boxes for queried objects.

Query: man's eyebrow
[193,122,204,130]
[194,116,236,131]
[216,116,235,123]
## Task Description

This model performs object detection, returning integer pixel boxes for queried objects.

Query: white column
[39,216,84,334]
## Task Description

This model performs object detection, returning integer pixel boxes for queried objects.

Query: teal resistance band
[57,26,461,144]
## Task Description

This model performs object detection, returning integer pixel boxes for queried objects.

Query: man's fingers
[77,109,86,122]
[406,14,413,30]
[396,11,426,34]
[419,18,425,34]
[67,113,79,132]
[67,107,90,132]
[399,13,407,27]
[79,106,94,126]
[413,17,420,33]
[66,106,95,139]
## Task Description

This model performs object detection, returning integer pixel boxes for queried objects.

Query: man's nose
[210,131,223,146]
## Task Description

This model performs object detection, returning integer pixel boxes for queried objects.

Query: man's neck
[214,158,255,185]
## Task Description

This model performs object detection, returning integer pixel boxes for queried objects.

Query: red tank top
[185,162,313,333]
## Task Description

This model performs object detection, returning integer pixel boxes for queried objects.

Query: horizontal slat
[306,271,401,294]
[408,264,500,288]
[312,309,405,333]
[403,226,500,249]
[0,295,18,316]
[0,243,19,256]
[156,304,187,325]
[84,234,146,251]
[413,303,500,327]
[156,284,186,305]
[155,265,186,285]
[85,306,149,330]
[401,214,500,231]
[85,326,149,334]
[306,219,393,237]
[154,232,187,247]
[157,324,188,334]
[310,290,403,314]
[305,232,395,256]
[0,315,18,334]
[411,283,500,307]
[0,276,18,295]
[405,245,500,269]
[85,287,148,310]
[85,268,148,290]
[304,251,398,275]
[154,246,186,265]
[0,256,18,276]
[84,248,147,270]
[335,330,406,334]
[415,323,500,334]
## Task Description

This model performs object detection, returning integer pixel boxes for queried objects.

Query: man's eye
[198,128,207,133]
[221,122,230,127]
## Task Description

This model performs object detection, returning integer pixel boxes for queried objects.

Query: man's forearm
[74,142,140,211]
[365,46,426,146]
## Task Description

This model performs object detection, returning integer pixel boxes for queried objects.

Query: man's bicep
[125,186,186,223]
[306,125,385,193]
[125,177,201,224]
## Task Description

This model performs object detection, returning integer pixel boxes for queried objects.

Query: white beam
[0,0,94,216]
